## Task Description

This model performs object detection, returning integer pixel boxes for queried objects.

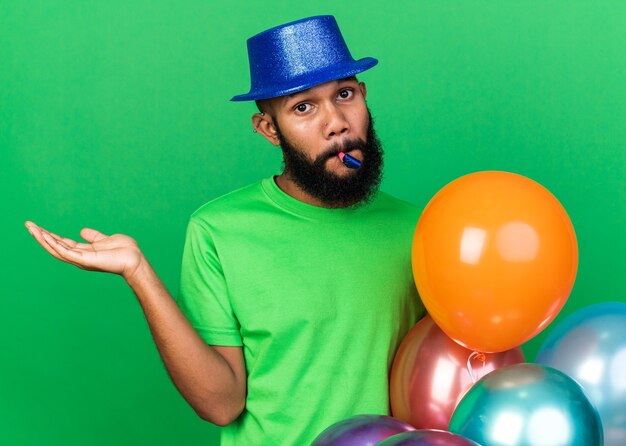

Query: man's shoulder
[374,191,422,218]
[189,179,268,224]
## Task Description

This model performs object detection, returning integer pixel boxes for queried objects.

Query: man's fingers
[26,222,107,246]
[26,221,95,250]
[41,229,73,250]
[27,222,127,275]
[41,228,79,249]
[25,222,77,247]
[41,231,88,267]
[28,224,72,263]
[26,223,92,270]
[80,228,108,243]
[25,221,41,234]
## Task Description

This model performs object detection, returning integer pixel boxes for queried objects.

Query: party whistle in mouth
[338,152,362,169]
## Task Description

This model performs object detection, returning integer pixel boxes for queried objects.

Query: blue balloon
[377,429,481,445]
[536,302,626,445]
[449,363,603,446]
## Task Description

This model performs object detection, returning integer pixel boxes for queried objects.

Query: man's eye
[338,89,353,99]
[295,103,310,113]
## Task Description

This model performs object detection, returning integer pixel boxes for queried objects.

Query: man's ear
[252,113,280,146]
[359,81,367,100]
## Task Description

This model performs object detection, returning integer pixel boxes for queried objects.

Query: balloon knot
[474,352,486,362]
[467,351,487,383]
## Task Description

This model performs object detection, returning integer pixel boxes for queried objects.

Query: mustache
[314,138,367,164]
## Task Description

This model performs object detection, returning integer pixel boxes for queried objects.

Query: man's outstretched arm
[24,221,246,426]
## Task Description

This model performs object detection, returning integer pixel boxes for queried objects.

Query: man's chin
[324,157,361,176]
[323,170,359,184]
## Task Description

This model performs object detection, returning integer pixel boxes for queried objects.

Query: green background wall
[2,1,624,444]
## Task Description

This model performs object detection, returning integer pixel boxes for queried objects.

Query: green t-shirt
[177,177,425,445]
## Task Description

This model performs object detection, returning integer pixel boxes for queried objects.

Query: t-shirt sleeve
[176,216,243,347]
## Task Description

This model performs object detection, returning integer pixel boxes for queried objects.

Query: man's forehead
[279,77,359,104]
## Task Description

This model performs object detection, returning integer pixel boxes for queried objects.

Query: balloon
[377,430,481,445]
[390,316,524,430]
[536,302,626,445]
[311,414,414,446]
[412,171,578,352]
[449,363,603,446]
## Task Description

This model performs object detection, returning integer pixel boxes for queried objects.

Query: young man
[25,16,425,445]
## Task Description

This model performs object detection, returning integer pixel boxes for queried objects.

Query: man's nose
[323,104,350,139]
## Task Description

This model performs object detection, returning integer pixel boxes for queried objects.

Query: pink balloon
[390,316,525,430]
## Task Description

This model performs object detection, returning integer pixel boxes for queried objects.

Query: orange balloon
[412,171,578,353]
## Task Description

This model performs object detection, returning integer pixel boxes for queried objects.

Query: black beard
[275,110,384,208]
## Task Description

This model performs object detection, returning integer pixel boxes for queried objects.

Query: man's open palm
[25,221,143,280]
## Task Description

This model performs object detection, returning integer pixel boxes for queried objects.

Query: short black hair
[255,99,272,114]
[255,99,278,125]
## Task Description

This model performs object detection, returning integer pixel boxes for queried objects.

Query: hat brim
[230,57,378,102]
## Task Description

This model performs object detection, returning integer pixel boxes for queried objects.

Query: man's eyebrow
[282,89,310,105]
[281,78,357,106]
